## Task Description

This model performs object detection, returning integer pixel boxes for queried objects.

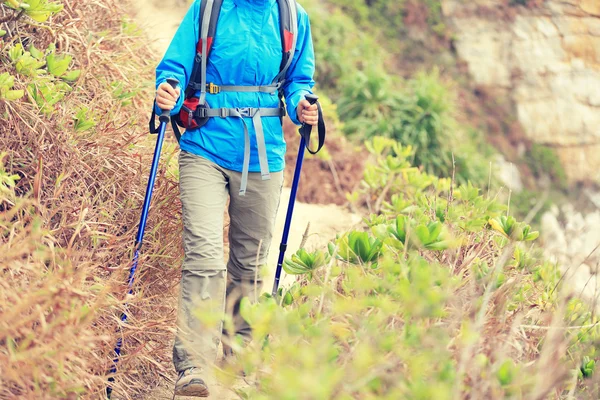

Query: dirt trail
[127,1,361,398]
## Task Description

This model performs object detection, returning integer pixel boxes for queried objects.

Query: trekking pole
[272,94,320,296]
[106,78,179,399]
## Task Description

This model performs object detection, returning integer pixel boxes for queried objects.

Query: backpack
[170,0,298,141]
[150,0,325,196]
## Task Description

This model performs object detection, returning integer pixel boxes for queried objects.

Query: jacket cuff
[154,79,184,116]
[287,90,310,126]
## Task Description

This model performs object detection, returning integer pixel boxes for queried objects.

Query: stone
[510,35,567,72]
[443,0,600,184]
[585,189,600,208]
[562,203,575,216]
[452,21,512,88]
[546,0,588,17]
[562,35,600,63]
[582,212,600,255]
[541,211,567,250]
[494,155,524,192]
[566,263,597,302]
[583,17,600,35]
[566,211,586,232]
[581,0,600,17]
[555,144,600,183]
[553,16,590,35]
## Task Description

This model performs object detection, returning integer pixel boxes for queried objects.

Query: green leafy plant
[3,0,63,22]
[46,51,79,81]
[7,43,80,114]
[73,107,96,132]
[283,248,328,276]
[336,231,382,264]
[496,359,518,386]
[9,43,45,77]
[579,356,596,379]
[526,143,567,189]
[0,72,24,101]
[339,69,492,185]
[488,215,539,241]
[413,221,450,250]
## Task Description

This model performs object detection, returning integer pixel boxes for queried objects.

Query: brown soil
[283,118,366,206]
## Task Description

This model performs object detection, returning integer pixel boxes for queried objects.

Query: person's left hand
[296,99,318,126]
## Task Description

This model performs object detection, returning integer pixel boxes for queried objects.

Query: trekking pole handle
[305,93,319,106]
[159,78,180,123]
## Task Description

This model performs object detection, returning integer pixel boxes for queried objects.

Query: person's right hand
[156,81,181,111]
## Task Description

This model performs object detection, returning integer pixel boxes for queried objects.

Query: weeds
[1,1,182,398]
[213,137,600,399]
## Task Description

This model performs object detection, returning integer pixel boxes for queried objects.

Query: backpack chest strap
[186,82,283,95]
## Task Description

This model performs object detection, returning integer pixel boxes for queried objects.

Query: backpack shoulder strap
[185,0,223,99]
[273,0,298,86]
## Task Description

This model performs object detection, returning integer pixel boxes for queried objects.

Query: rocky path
[126,1,362,398]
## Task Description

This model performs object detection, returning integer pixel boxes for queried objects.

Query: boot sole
[174,382,210,398]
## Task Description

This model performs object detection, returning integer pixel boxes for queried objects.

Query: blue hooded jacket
[155,0,315,174]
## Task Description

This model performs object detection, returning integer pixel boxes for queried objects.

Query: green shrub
[3,0,63,22]
[300,0,384,92]
[204,136,600,399]
[526,143,567,189]
[338,69,493,185]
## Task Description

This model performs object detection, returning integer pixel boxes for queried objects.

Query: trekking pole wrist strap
[300,101,326,155]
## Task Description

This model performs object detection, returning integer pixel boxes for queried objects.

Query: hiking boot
[174,367,209,397]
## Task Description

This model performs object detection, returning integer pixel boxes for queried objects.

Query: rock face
[443,0,600,184]
[541,205,600,303]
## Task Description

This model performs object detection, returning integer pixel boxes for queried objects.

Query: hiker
[154,0,317,397]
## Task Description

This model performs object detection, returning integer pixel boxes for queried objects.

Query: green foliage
[0,72,24,100]
[3,0,63,22]
[283,248,328,275]
[338,68,492,184]
[110,80,139,106]
[579,356,596,379]
[73,107,96,132]
[7,43,80,114]
[509,189,553,226]
[325,0,446,42]
[336,231,383,264]
[0,153,20,199]
[488,215,539,241]
[526,143,567,189]
[214,136,600,399]
[299,0,384,92]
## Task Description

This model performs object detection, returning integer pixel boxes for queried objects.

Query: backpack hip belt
[187,103,286,195]
[178,81,288,195]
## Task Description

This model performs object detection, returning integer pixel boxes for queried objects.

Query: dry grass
[0,1,184,398]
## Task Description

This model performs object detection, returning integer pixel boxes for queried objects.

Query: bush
[526,143,567,189]
[338,69,493,185]
[214,137,599,399]
[300,0,384,93]
[0,1,182,398]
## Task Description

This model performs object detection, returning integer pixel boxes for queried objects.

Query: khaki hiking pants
[173,150,283,373]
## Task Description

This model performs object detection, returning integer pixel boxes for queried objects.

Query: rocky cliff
[443,0,600,185]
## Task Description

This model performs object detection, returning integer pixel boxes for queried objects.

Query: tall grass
[1,0,183,398]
